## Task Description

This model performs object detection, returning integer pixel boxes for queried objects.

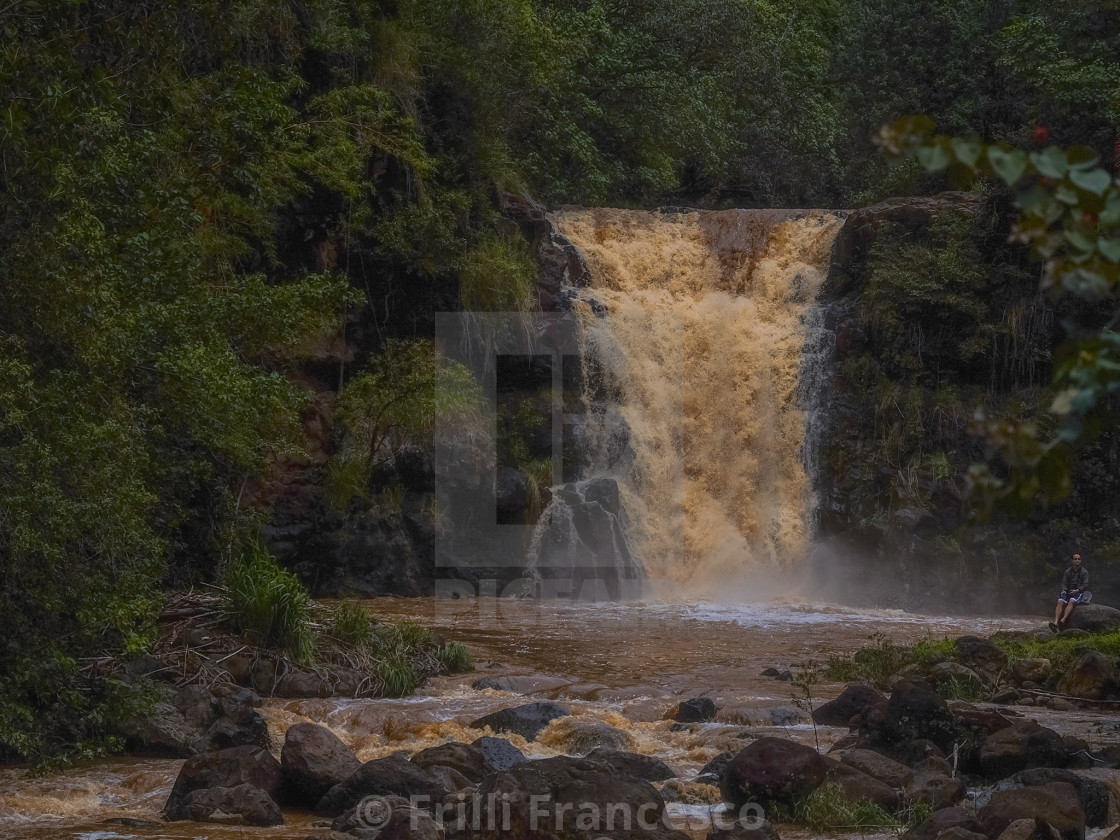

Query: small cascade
[527,477,644,599]
[553,207,846,597]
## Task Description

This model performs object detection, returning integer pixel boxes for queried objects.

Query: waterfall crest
[552,208,845,598]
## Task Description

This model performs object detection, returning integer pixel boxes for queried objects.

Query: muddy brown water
[0,598,1076,839]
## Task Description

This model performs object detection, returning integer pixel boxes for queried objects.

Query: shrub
[326,602,378,648]
[376,655,419,697]
[436,641,474,673]
[794,783,897,832]
[221,542,315,664]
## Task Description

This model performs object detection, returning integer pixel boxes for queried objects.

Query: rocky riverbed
[4,599,1120,840]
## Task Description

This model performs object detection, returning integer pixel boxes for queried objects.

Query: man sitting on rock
[1051,553,1090,632]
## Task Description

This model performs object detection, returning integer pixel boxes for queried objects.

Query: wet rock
[333,794,443,840]
[954,636,1009,679]
[991,688,1020,704]
[705,817,781,840]
[903,758,964,810]
[425,765,473,795]
[1065,604,1120,633]
[1012,659,1052,684]
[872,680,960,753]
[411,742,486,783]
[470,674,572,694]
[469,702,570,741]
[996,819,1062,840]
[164,745,282,821]
[902,805,983,840]
[996,769,1113,828]
[760,667,792,682]
[824,759,899,810]
[674,697,718,723]
[275,671,333,699]
[587,748,676,782]
[695,752,736,785]
[316,754,447,817]
[768,706,805,727]
[471,736,527,774]
[980,721,1069,778]
[281,723,362,807]
[812,683,888,727]
[929,662,985,691]
[549,719,635,754]
[720,737,830,808]
[840,748,913,789]
[469,754,689,839]
[182,783,283,826]
[122,684,268,757]
[1055,651,1117,701]
[978,782,1085,840]
[952,705,1015,737]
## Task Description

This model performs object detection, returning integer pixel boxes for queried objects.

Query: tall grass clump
[436,641,474,673]
[222,541,315,664]
[794,783,897,832]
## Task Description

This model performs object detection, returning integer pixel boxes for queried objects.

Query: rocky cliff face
[809,192,1120,612]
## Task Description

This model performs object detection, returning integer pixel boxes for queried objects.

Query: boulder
[1055,651,1117,701]
[823,759,899,810]
[929,662,985,690]
[471,675,572,694]
[586,748,676,782]
[902,805,983,840]
[840,748,913,789]
[978,782,1085,840]
[952,705,1015,737]
[469,702,570,741]
[954,636,1009,679]
[674,698,718,723]
[332,794,443,840]
[872,680,960,752]
[182,783,283,826]
[997,769,1113,828]
[471,736,527,774]
[281,723,362,806]
[425,765,473,795]
[469,755,690,839]
[410,741,486,783]
[903,758,964,810]
[695,752,736,785]
[548,719,635,754]
[705,817,781,840]
[812,684,888,727]
[1012,659,1052,684]
[720,738,830,808]
[122,684,268,757]
[767,706,805,727]
[980,721,1069,778]
[1065,604,1120,633]
[164,745,282,820]
[316,754,447,817]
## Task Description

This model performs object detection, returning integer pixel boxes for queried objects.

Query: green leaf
[950,138,982,167]
[1101,194,1120,226]
[1069,168,1112,196]
[1029,147,1068,179]
[1066,146,1101,171]
[1098,237,1120,263]
[988,147,1027,185]
[918,144,951,171]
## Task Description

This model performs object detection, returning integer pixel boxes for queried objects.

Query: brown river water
[0,597,1057,840]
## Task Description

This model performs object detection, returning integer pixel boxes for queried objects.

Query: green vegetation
[825,634,960,688]
[222,542,316,664]
[2,0,1120,767]
[793,783,897,832]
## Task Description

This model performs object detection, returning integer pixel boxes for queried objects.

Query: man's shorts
[1059,590,1092,604]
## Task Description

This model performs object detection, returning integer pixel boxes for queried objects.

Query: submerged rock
[674,697,718,723]
[469,702,570,741]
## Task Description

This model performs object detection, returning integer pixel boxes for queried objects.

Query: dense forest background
[1,0,1119,764]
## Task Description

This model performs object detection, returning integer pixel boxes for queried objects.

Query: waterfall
[551,208,845,598]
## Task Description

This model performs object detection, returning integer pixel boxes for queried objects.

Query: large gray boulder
[469,702,570,741]
[978,782,1085,840]
[280,723,361,806]
[1066,604,1120,633]
[163,745,282,822]
[720,738,829,808]
[316,754,447,817]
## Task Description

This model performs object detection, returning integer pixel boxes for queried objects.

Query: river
[0,597,1043,839]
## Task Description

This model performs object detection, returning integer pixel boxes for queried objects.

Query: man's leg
[1054,600,1064,624]
[1061,599,1077,624]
